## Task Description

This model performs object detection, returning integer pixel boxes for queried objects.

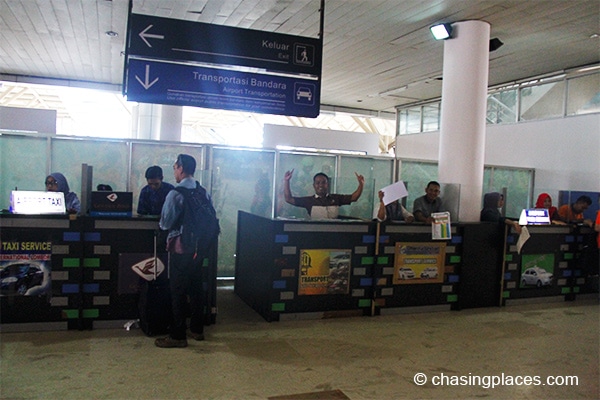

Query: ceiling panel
[0,0,597,116]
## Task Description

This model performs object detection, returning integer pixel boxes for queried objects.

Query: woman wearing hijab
[480,192,521,233]
[535,193,558,221]
[45,172,81,214]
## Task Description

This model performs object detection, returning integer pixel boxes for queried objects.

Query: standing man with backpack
[155,154,218,348]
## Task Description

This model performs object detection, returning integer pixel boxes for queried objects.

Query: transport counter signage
[298,249,350,296]
[127,13,322,77]
[0,241,52,297]
[126,58,320,118]
[393,242,445,285]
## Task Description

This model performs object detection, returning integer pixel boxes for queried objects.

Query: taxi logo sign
[107,193,118,202]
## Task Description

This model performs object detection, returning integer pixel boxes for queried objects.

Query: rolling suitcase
[138,231,172,336]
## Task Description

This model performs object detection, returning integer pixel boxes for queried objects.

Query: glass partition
[338,155,394,220]
[398,160,438,209]
[483,166,534,219]
[130,142,204,211]
[0,134,49,210]
[0,131,545,277]
[276,152,337,219]
[530,188,599,223]
[556,190,600,222]
[51,138,129,204]
[211,147,276,276]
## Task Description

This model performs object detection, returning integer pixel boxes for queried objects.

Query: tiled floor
[1,288,598,400]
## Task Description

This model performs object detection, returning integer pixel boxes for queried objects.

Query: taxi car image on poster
[519,254,555,289]
[393,242,445,284]
[298,249,351,295]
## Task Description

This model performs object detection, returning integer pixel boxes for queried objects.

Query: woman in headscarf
[535,193,558,220]
[480,192,521,233]
[45,172,81,214]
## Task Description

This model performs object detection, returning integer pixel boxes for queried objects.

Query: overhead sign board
[125,59,320,118]
[127,13,322,77]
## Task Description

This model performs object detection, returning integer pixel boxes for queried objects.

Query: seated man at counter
[554,195,593,226]
[137,166,175,216]
[412,181,444,223]
[375,190,414,222]
[283,169,364,219]
[45,172,80,214]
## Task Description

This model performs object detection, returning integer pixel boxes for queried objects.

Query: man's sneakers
[189,331,205,341]
[155,336,188,348]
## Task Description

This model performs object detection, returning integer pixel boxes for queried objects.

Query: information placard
[126,59,320,117]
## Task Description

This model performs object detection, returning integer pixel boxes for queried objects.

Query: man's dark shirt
[137,182,175,215]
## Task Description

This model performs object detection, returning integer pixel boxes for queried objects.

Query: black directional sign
[126,59,320,118]
[127,13,322,77]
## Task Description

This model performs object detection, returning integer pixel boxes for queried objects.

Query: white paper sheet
[516,226,530,254]
[380,181,409,205]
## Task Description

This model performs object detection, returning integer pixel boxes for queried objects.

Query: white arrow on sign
[135,65,159,90]
[139,24,164,48]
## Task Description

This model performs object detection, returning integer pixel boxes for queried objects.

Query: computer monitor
[89,191,133,217]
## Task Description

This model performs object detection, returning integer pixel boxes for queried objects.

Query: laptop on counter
[89,191,133,217]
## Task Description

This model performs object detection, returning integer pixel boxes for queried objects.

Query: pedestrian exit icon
[294,44,315,67]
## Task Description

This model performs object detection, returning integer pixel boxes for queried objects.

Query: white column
[438,20,490,222]
[159,105,183,142]
[135,103,162,140]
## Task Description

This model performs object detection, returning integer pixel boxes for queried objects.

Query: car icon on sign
[420,267,439,279]
[296,87,312,101]
[398,267,415,279]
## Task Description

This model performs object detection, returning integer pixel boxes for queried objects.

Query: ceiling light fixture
[430,23,453,40]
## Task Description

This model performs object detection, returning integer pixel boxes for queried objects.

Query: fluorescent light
[430,23,452,40]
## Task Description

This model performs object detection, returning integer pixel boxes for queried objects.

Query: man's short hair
[145,166,163,180]
[313,172,329,182]
[176,154,196,176]
[426,180,440,188]
[576,195,592,205]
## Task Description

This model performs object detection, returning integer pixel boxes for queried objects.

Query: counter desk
[0,213,218,331]
[235,212,598,322]
[502,224,598,305]
[235,211,377,321]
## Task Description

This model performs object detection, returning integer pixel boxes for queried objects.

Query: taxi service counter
[235,211,377,321]
[0,213,218,331]
[502,224,598,303]
[235,211,598,322]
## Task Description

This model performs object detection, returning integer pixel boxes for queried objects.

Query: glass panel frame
[0,135,49,210]
[566,73,600,115]
[211,147,276,277]
[276,152,337,219]
[338,155,395,220]
[487,89,517,124]
[519,81,566,122]
[51,138,129,202]
[422,103,440,132]
[130,142,204,212]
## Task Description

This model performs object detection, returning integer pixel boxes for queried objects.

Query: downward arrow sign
[139,24,165,48]
[135,65,159,90]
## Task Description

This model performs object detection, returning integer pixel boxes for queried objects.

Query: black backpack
[174,182,220,256]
